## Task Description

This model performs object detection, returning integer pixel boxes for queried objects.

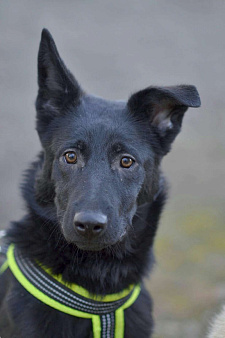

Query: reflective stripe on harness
[1,244,141,338]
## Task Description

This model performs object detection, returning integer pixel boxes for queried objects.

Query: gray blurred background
[1,1,225,337]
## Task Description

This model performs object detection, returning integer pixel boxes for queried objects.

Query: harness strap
[0,231,8,274]
[0,259,9,274]
[1,245,141,338]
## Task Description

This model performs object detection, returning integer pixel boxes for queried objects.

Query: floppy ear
[128,85,201,155]
[36,29,82,136]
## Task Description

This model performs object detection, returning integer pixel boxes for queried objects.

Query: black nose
[74,212,107,238]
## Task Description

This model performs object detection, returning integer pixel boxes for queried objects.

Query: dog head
[35,29,201,251]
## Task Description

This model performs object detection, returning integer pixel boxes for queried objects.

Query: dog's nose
[74,212,107,238]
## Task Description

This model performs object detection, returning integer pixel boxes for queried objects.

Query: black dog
[0,29,201,338]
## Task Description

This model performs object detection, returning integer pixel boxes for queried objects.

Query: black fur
[0,29,201,338]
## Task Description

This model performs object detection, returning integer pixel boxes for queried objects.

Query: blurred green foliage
[147,202,225,338]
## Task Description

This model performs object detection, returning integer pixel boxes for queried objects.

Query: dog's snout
[74,212,107,238]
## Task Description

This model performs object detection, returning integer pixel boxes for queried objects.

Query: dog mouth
[72,233,127,251]
[74,241,111,251]
[65,229,128,252]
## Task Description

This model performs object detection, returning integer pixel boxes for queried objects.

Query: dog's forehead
[82,94,127,121]
[66,95,138,137]
[50,95,151,155]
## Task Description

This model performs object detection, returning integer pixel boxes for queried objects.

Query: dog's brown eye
[120,157,134,168]
[64,151,77,164]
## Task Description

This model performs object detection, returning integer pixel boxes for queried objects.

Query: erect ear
[128,85,201,155]
[36,29,82,136]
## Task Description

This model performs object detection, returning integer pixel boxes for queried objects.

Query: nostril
[93,225,103,233]
[75,222,85,232]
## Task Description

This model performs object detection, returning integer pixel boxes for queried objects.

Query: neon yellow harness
[0,244,141,338]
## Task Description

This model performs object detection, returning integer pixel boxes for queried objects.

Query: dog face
[47,99,151,251]
[35,29,200,251]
